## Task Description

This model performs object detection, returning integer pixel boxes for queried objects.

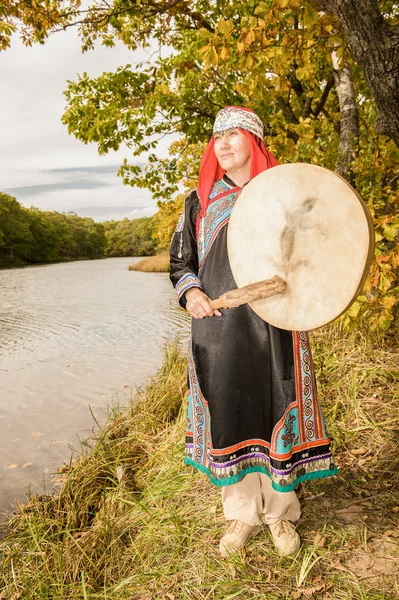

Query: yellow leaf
[379,273,392,293]
[210,46,218,66]
[237,41,245,53]
[303,2,319,26]
[275,76,290,93]
[220,46,230,60]
[296,64,313,80]
[203,50,212,68]
[238,55,247,69]
[246,30,255,45]
[381,295,397,309]
[198,45,210,55]
[347,301,361,318]
[383,225,397,241]
[254,2,269,16]
[198,28,212,39]
[225,20,234,36]
[246,54,254,68]
[276,0,289,7]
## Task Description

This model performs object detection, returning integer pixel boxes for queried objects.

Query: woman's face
[213,128,251,174]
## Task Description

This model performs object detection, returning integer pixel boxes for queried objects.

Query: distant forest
[0,192,166,267]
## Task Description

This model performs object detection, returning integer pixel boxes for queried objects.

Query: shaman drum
[227,163,374,331]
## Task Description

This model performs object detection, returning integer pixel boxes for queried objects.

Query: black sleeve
[169,190,203,308]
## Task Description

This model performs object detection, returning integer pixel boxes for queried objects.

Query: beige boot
[268,519,300,556]
[219,520,261,558]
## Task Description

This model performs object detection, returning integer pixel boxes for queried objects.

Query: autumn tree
[0,194,106,265]
[103,216,157,256]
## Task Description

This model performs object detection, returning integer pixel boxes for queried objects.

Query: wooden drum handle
[209,276,286,310]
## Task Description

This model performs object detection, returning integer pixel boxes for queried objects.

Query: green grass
[0,326,398,599]
[128,254,170,272]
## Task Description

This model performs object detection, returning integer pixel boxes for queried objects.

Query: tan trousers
[222,472,301,527]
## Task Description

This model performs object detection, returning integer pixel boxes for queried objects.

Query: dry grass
[128,254,170,272]
[0,326,398,599]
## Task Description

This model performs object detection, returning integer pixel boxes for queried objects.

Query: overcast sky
[0,28,169,221]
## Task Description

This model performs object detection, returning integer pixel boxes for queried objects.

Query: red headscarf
[197,110,279,218]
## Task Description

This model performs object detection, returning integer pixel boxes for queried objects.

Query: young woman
[170,106,337,557]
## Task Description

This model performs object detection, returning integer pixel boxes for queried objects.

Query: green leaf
[198,28,213,39]
[383,225,397,241]
[347,301,361,318]
[254,2,269,15]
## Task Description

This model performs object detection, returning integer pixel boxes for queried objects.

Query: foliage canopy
[0,194,157,265]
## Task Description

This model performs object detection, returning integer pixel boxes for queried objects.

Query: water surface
[0,257,188,515]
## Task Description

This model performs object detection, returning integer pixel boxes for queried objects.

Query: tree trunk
[331,56,359,182]
[316,0,399,147]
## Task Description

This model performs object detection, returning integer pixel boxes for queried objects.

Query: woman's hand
[185,288,222,319]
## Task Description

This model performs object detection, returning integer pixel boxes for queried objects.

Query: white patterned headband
[213,106,264,139]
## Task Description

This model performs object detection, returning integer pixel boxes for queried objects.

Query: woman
[170,106,337,558]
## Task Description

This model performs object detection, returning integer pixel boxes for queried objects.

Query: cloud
[45,165,121,175]
[5,179,112,197]
[0,28,174,220]
[74,206,157,222]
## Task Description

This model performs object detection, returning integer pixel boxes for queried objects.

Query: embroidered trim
[197,181,237,268]
[184,458,338,491]
[175,273,203,301]
[187,342,211,465]
[293,331,324,443]
[184,440,337,491]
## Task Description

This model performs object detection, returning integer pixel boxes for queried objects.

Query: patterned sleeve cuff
[175,273,203,302]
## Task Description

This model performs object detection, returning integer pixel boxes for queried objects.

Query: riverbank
[0,254,152,270]
[1,328,398,599]
[0,256,94,270]
[128,253,170,272]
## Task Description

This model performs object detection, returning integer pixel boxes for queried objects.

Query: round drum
[227,163,374,331]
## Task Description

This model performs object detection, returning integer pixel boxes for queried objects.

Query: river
[0,257,188,518]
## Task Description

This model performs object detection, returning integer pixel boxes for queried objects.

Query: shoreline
[128,253,170,272]
[0,254,157,271]
[1,330,398,598]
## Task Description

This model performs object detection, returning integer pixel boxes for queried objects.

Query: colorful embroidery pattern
[187,344,209,466]
[213,107,264,139]
[184,333,337,491]
[175,273,203,301]
[197,180,237,268]
[294,331,324,443]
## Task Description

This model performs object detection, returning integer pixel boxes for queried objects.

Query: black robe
[170,177,337,491]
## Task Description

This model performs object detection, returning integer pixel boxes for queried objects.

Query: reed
[0,327,398,599]
[128,254,170,272]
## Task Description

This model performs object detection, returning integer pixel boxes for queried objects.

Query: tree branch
[313,72,334,117]
[332,57,359,182]
[276,96,299,124]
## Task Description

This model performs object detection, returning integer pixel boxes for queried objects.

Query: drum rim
[317,167,375,330]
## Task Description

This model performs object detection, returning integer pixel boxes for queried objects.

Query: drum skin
[227,163,375,331]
